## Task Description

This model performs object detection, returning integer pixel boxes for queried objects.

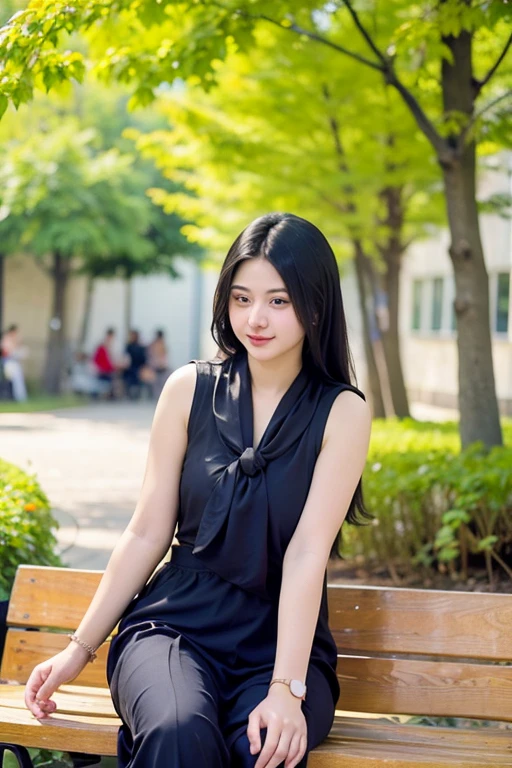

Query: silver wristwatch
[269,678,307,699]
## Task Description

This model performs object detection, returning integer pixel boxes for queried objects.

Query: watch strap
[269,678,306,699]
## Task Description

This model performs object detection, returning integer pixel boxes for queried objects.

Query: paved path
[1,401,155,570]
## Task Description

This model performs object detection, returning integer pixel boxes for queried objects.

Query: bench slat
[1,630,110,687]
[328,585,512,662]
[311,717,512,767]
[328,717,512,751]
[0,704,119,755]
[336,655,512,721]
[2,695,511,767]
[9,567,512,665]
[7,566,103,630]
[0,684,117,718]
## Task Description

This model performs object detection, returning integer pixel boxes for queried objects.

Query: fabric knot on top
[239,447,267,477]
[192,351,331,598]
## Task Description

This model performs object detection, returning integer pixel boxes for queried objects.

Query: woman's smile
[247,334,275,346]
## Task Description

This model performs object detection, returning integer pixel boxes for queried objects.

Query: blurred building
[400,157,511,414]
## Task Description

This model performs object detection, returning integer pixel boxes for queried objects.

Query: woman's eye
[234,295,249,303]
[271,298,289,306]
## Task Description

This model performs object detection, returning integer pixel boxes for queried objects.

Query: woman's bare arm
[72,363,196,650]
[25,363,196,717]
[273,390,371,684]
[247,390,371,768]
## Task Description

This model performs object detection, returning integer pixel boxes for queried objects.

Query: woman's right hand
[24,643,91,719]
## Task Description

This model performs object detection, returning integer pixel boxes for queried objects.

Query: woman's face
[228,257,305,362]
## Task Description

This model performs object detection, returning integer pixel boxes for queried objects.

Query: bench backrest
[2,566,512,721]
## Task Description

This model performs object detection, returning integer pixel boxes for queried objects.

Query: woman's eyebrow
[230,284,289,294]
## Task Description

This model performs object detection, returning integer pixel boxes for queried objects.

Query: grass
[369,416,512,456]
[0,394,85,413]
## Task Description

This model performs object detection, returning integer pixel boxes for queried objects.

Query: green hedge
[342,419,512,583]
[0,458,62,599]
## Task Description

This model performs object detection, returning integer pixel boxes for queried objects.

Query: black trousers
[110,632,334,768]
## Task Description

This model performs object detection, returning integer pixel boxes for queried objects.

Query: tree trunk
[378,186,410,418]
[353,240,386,418]
[43,251,69,394]
[79,274,95,351]
[0,253,4,335]
[441,30,502,448]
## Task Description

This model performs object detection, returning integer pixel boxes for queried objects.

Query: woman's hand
[24,643,91,719]
[247,685,307,768]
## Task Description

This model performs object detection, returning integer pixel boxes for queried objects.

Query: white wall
[399,152,512,407]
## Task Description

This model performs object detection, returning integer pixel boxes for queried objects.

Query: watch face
[290,679,306,698]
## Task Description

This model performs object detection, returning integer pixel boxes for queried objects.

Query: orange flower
[24,502,37,512]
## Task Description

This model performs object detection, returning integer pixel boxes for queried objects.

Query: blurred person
[71,351,105,397]
[92,328,117,398]
[1,324,28,402]
[147,328,171,400]
[123,329,147,400]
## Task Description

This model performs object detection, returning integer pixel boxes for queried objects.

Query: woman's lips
[247,335,274,346]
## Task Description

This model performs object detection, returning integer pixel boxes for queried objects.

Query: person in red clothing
[92,328,117,397]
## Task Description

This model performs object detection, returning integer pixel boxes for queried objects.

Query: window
[412,279,422,331]
[431,278,443,331]
[496,272,510,333]
[451,300,457,332]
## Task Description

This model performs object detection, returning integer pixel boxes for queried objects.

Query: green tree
[131,27,445,417]
[0,0,510,445]
[0,123,157,392]
[0,77,202,388]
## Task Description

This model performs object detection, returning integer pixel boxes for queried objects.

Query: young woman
[24,213,372,768]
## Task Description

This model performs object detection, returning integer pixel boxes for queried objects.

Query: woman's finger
[298,734,307,764]
[36,669,58,703]
[267,727,294,768]
[247,710,263,755]
[25,668,49,719]
[284,731,303,768]
[254,721,287,768]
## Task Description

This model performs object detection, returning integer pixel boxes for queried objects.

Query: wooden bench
[1,565,512,767]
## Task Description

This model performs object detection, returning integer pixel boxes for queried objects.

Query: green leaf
[437,547,460,563]
[441,508,470,526]
[476,535,499,552]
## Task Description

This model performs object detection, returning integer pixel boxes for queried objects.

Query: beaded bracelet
[67,633,98,663]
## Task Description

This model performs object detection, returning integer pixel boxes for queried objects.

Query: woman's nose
[248,304,268,328]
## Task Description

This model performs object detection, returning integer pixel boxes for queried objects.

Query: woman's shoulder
[159,358,227,427]
[323,384,372,447]
[163,356,225,389]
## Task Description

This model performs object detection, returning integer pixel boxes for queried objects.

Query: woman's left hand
[247,685,307,768]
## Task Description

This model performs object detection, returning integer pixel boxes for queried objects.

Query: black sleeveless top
[177,350,365,600]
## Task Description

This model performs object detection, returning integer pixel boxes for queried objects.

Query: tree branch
[461,90,512,146]
[341,0,388,67]
[474,32,512,96]
[233,9,385,72]
[340,0,448,159]
[235,2,449,160]
[386,73,450,159]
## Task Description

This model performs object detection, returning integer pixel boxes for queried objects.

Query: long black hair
[211,212,371,540]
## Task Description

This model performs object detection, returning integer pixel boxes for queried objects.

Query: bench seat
[1,683,512,767]
[1,565,512,767]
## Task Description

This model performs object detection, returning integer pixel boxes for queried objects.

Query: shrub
[0,458,62,599]
[342,419,512,584]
